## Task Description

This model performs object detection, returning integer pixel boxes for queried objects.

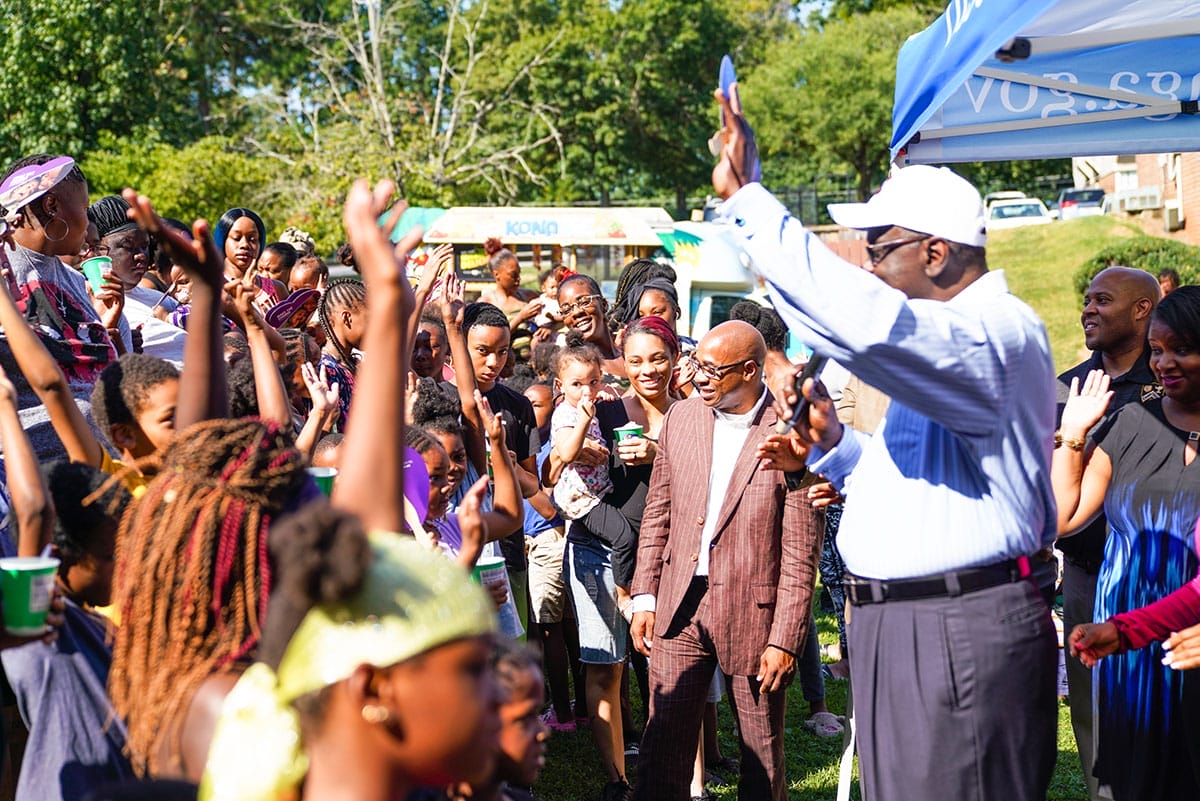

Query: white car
[984,190,1026,210]
[986,198,1053,230]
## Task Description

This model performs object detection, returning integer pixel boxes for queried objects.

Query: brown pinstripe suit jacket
[631,390,822,676]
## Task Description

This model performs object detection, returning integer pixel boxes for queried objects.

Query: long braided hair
[318,278,367,375]
[108,418,309,776]
[609,258,676,329]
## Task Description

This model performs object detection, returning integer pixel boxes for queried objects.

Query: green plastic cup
[471,555,508,586]
[307,466,337,497]
[613,423,644,442]
[0,557,60,635]
[80,256,112,294]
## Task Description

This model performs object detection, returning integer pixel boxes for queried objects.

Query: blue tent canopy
[892,0,1200,164]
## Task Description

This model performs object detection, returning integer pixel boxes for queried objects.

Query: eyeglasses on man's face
[79,243,110,258]
[560,294,602,317]
[687,354,747,382]
[864,235,929,267]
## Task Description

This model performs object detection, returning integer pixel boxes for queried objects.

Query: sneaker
[600,780,632,801]
[623,741,640,758]
[540,709,575,733]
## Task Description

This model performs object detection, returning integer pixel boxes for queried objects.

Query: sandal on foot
[804,711,845,738]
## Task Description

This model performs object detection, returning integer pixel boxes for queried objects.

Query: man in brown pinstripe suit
[629,321,822,801]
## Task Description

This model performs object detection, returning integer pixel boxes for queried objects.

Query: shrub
[1074,236,1200,294]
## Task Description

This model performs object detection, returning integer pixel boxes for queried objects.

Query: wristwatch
[784,469,808,492]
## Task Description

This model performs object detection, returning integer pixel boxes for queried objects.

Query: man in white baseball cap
[699,85,1059,801]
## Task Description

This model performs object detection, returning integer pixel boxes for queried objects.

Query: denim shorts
[565,533,627,664]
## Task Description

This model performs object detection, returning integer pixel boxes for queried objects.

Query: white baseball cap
[827,165,987,247]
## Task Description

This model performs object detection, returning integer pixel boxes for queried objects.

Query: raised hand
[712,83,760,200]
[440,270,466,328]
[417,242,454,297]
[1060,370,1113,440]
[402,370,420,425]
[456,474,491,571]
[122,189,224,290]
[227,280,260,329]
[475,389,507,452]
[301,361,340,418]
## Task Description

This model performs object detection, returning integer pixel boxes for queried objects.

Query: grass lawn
[533,603,1089,800]
[534,218,1168,800]
[987,214,1144,371]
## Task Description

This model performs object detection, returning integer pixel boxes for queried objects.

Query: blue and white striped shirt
[721,184,1057,579]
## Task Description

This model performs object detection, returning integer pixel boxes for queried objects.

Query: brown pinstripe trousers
[633,579,787,801]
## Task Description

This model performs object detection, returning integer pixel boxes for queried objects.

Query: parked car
[986,198,1053,230]
[983,190,1026,210]
[1054,187,1106,220]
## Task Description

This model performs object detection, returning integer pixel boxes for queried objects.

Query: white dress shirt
[721,183,1057,580]
[696,388,766,576]
[631,387,767,614]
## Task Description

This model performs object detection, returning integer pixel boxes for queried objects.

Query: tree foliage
[7,1,1077,251]
[1075,237,1200,294]
[744,7,925,199]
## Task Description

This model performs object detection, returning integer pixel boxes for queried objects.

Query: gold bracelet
[1054,432,1086,451]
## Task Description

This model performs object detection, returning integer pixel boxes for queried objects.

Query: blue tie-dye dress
[1093,398,1200,800]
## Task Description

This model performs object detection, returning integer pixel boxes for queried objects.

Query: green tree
[0,0,197,165]
[743,7,926,199]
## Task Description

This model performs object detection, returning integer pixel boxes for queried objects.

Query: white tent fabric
[892,0,1200,164]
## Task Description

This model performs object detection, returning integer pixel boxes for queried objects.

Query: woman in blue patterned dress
[1054,285,1200,800]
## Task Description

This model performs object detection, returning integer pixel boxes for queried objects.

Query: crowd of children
[0,150,836,801]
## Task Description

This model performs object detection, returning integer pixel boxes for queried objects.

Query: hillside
[989,216,1145,370]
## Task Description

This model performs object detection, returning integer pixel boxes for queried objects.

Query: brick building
[1074,153,1200,245]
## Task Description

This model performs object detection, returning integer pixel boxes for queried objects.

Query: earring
[44,217,69,242]
[361,704,391,725]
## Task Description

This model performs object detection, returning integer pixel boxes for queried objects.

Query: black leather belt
[1062,553,1103,574]
[844,556,1032,606]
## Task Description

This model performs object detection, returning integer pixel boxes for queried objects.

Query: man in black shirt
[1056,266,1160,800]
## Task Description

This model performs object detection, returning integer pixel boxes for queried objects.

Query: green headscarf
[200,533,496,801]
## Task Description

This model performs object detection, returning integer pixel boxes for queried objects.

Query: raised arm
[1051,371,1114,535]
[0,364,53,556]
[475,391,522,540]
[0,272,102,466]
[331,184,422,531]
[440,273,486,474]
[406,243,451,349]
[293,362,339,460]
[230,282,292,427]
[712,87,1028,437]
[123,189,227,428]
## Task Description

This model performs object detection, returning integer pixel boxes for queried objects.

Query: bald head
[703,320,767,366]
[1098,267,1160,303]
[1082,267,1160,354]
[694,321,767,413]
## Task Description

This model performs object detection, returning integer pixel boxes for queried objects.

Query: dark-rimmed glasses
[865,235,929,266]
[687,354,747,382]
[560,294,602,317]
[79,243,111,258]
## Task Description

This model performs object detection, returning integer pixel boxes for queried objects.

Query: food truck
[414,205,772,342]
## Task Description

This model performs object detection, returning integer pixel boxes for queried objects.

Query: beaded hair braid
[317,278,367,375]
[108,418,307,776]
